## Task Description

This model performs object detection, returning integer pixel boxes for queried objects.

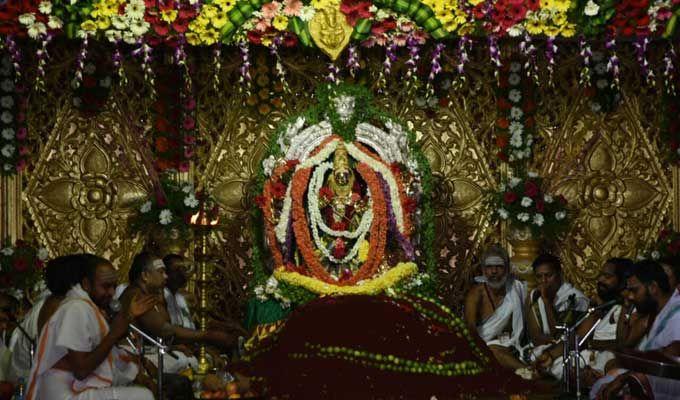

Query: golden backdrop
[2,42,675,317]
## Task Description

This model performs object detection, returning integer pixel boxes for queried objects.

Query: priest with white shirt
[26,254,157,400]
[526,253,589,361]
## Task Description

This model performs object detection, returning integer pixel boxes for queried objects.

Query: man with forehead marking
[26,253,157,400]
[464,244,528,370]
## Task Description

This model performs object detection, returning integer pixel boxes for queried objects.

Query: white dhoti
[476,278,528,354]
[26,285,149,400]
[38,369,153,400]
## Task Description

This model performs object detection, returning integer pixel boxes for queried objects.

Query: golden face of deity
[328,143,354,200]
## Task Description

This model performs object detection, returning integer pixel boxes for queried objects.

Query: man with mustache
[533,258,635,384]
[592,260,680,400]
[465,244,528,370]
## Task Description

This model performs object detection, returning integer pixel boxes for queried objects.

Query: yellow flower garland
[273,262,418,296]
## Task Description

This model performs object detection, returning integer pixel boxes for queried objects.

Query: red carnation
[271,181,287,199]
[524,180,539,198]
[404,197,418,213]
[247,30,263,45]
[13,258,28,272]
[254,195,266,208]
[497,151,509,161]
[496,134,509,149]
[535,199,545,212]
[497,98,513,110]
[504,191,518,204]
[497,118,510,129]
[332,238,347,259]
[283,32,298,47]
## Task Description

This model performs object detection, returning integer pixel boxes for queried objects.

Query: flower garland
[80,0,149,43]
[584,50,621,113]
[490,172,570,239]
[495,60,536,163]
[0,240,48,292]
[70,59,114,115]
[644,228,680,261]
[660,80,680,164]
[0,55,27,175]
[273,261,417,295]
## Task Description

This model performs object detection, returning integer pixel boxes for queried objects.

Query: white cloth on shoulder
[26,284,150,400]
[164,288,195,330]
[9,296,48,381]
[474,277,528,353]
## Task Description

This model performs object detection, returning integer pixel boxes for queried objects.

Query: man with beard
[465,244,528,370]
[592,260,680,400]
[26,254,157,400]
[533,258,634,384]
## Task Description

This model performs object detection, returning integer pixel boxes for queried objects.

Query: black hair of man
[162,254,184,270]
[632,260,672,294]
[659,256,680,284]
[531,253,562,274]
[45,255,87,296]
[129,252,155,284]
[605,257,635,288]
[79,253,112,284]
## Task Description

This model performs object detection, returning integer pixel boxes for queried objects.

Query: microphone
[587,298,620,313]
[109,299,179,360]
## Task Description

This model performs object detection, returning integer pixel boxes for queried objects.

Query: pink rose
[16,127,27,140]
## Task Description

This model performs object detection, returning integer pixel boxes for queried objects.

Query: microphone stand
[127,323,171,400]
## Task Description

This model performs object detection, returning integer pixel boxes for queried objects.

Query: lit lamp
[189,204,219,375]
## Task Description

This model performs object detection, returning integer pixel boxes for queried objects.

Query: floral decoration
[645,228,680,261]
[490,172,570,238]
[0,55,28,175]
[70,60,114,115]
[250,83,435,307]
[583,50,621,113]
[0,240,49,292]
[131,174,204,234]
[661,80,680,164]
[495,60,536,163]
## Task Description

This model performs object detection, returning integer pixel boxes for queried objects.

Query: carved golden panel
[543,94,671,293]
[25,99,151,272]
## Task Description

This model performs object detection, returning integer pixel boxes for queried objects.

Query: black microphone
[109,299,179,360]
[588,298,620,313]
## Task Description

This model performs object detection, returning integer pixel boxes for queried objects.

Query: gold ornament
[309,6,352,61]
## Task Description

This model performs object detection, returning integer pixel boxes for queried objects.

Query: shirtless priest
[26,254,157,400]
[465,244,528,370]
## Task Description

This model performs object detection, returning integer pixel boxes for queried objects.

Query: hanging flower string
[112,40,127,86]
[634,35,654,86]
[578,36,592,86]
[454,35,471,89]
[212,44,221,92]
[605,36,620,89]
[36,33,54,92]
[270,36,289,94]
[405,35,421,83]
[238,40,252,97]
[378,42,398,92]
[663,43,677,95]
[73,35,89,89]
[426,43,444,98]
[132,40,156,99]
[347,45,360,78]
[545,36,557,87]
[520,32,538,85]
[488,35,501,81]
[326,63,339,84]
[3,36,21,83]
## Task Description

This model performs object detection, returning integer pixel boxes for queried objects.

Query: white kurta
[475,278,528,354]
[26,285,153,400]
[9,296,47,381]
[590,291,680,400]
[163,289,195,330]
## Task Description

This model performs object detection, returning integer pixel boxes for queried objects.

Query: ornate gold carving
[543,95,671,293]
[309,6,352,61]
[25,99,151,272]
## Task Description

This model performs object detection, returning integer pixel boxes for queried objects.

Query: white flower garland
[346,142,407,235]
[308,162,373,264]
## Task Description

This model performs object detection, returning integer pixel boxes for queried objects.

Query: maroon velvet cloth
[239,295,539,399]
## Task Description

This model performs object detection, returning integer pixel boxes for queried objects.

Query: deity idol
[242,85,535,399]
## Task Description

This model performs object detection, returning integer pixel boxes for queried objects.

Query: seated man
[0,293,17,382]
[534,258,637,383]
[10,255,86,381]
[526,253,589,360]
[162,255,194,330]
[119,252,237,373]
[659,256,680,293]
[464,244,527,370]
[592,260,680,400]
[26,253,156,400]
